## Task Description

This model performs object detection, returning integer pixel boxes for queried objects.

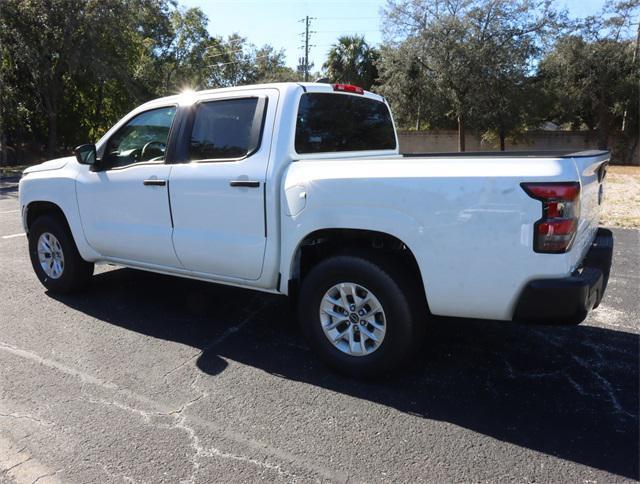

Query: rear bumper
[513,228,613,324]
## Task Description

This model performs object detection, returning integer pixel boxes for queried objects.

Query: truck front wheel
[297,254,425,377]
[28,215,94,293]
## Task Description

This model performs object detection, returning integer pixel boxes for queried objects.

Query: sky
[180,0,608,72]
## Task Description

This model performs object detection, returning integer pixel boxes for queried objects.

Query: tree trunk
[622,21,640,132]
[415,104,421,131]
[499,126,506,151]
[596,105,612,151]
[0,131,6,167]
[0,78,5,166]
[96,80,104,122]
[0,108,5,166]
[596,130,608,151]
[457,114,465,152]
[47,112,58,158]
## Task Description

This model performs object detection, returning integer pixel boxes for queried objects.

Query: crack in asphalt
[31,468,63,484]
[0,342,118,391]
[0,413,53,427]
[163,298,300,483]
[531,329,637,422]
[83,378,297,483]
[565,374,587,396]
[0,342,345,481]
[472,328,637,426]
[99,463,136,484]
[172,377,296,483]
[162,297,270,383]
[0,301,349,483]
[3,455,33,474]
[572,355,636,420]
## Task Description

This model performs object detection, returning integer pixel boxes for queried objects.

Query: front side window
[295,93,396,154]
[103,106,176,168]
[189,98,261,161]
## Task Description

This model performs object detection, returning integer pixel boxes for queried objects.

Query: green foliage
[204,35,300,88]
[323,35,379,90]
[0,0,637,161]
[0,0,300,160]
[378,0,638,154]
[252,45,301,83]
[380,0,556,149]
[376,42,453,130]
[0,0,177,157]
[538,0,639,152]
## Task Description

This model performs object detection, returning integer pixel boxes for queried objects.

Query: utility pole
[299,16,315,82]
[304,15,310,82]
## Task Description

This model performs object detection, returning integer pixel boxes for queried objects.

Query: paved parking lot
[1,176,638,483]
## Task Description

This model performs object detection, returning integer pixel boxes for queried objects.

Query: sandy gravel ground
[601,166,640,228]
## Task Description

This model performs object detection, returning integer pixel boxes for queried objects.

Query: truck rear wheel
[28,215,94,293]
[297,254,425,378]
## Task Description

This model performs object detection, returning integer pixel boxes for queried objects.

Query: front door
[76,106,181,268]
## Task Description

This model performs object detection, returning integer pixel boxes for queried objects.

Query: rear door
[168,89,277,280]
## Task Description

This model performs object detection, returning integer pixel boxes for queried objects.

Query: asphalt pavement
[0,176,638,483]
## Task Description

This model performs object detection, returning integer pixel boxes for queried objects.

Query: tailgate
[571,150,610,261]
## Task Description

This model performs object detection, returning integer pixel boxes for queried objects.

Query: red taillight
[521,182,580,253]
[332,83,364,94]
[521,183,579,201]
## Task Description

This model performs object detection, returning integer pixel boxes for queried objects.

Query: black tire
[297,254,426,378]
[28,215,94,293]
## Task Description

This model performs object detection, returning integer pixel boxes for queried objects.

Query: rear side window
[295,93,396,154]
[189,97,263,161]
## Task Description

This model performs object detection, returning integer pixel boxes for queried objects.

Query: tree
[468,1,547,150]
[204,36,300,88]
[376,41,451,130]
[0,0,175,156]
[252,45,300,83]
[0,0,297,160]
[323,35,379,90]
[160,6,214,92]
[382,0,554,151]
[1,0,86,156]
[0,6,16,164]
[539,0,639,151]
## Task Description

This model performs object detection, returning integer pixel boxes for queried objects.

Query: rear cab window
[295,92,396,154]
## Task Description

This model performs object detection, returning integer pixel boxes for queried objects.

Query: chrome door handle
[143,179,167,186]
[229,180,260,188]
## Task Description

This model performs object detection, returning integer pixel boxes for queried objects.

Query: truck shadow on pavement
[51,267,639,480]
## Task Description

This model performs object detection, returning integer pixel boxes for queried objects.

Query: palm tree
[323,36,379,90]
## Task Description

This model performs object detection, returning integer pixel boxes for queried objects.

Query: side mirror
[74,144,97,165]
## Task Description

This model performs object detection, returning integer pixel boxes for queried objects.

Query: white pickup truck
[19,82,613,376]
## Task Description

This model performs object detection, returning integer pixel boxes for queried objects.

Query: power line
[206,53,272,68]
[314,16,380,20]
[204,48,245,59]
[314,30,381,33]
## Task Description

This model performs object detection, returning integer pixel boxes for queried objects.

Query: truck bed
[402,150,609,158]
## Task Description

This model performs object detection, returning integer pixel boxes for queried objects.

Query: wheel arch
[24,201,70,234]
[23,199,99,262]
[20,171,100,262]
[286,227,429,312]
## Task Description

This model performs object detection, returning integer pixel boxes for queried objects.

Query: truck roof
[139,82,385,110]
